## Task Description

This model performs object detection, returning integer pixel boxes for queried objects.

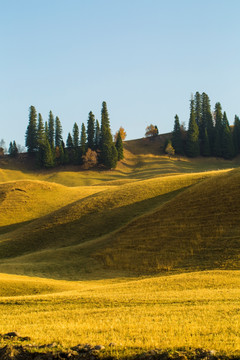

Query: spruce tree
[99,101,117,168]
[87,111,95,150]
[72,122,79,148]
[221,112,234,159]
[37,136,54,168]
[194,92,202,127]
[80,123,87,156]
[233,115,240,155]
[55,116,63,148]
[213,102,223,157]
[66,132,73,148]
[37,113,45,146]
[186,98,200,157]
[201,93,213,155]
[25,105,38,153]
[172,114,183,154]
[9,141,19,157]
[115,130,124,160]
[48,111,55,149]
[95,119,101,149]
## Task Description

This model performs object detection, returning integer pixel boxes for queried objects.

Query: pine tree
[72,123,79,148]
[48,111,55,149]
[38,136,54,168]
[37,113,45,146]
[87,111,95,150]
[186,98,200,157]
[201,93,213,155]
[95,119,101,149]
[233,115,240,155]
[221,112,234,159]
[194,92,202,127]
[55,116,63,148]
[80,123,87,156]
[115,130,124,160]
[172,114,183,154]
[66,133,73,148]
[213,102,223,157]
[25,105,38,153]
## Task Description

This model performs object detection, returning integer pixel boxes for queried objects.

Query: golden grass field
[0,138,240,356]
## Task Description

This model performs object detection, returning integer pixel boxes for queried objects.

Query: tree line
[24,101,124,169]
[171,92,240,159]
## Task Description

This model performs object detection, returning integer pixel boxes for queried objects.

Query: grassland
[0,138,240,356]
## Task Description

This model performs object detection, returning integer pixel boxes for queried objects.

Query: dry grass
[0,271,240,355]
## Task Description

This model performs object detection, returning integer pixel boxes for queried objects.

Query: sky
[1,0,240,148]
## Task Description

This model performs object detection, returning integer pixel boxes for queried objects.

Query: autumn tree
[145,124,158,137]
[82,148,98,169]
[114,126,127,142]
[165,140,175,158]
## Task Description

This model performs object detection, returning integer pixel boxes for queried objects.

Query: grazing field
[0,140,240,356]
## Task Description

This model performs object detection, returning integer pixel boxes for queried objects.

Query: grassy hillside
[0,271,240,355]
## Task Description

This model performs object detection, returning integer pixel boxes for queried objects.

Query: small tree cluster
[145,124,159,137]
[25,102,125,169]
[172,92,237,159]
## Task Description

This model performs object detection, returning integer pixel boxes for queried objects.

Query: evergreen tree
[55,116,63,148]
[233,115,240,155]
[9,141,18,157]
[87,111,95,150]
[37,136,54,168]
[66,132,73,148]
[80,123,87,156]
[194,91,202,127]
[72,122,79,148]
[213,102,223,157]
[115,130,124,160]
[95,119,101,149]
[48,111,55,149]
[172,114,183,154]
[25,105,38,153]
[201,93,213,155]
[186,98,200,157]
[202,128,210,156]
[221,112,234,159]
[99,101,118,168]
[37,113,45,146]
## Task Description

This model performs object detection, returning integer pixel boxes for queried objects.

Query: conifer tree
[87,111,95,150]
[221,112,234,159]
[213,102,223,157]
[95,119,101,149]
[55,116,63,148]
[48,111,55,149]
[25,105,38,153]
[201,93,213,155]
[80,123,87,156]
[66,132,73,148]
[115,130,124,160]
[172,114,183,154]
[186,98,200,157]
[37,136,54,168]
[194,92,202,127]
[233,115,240,155]
[72,123,79,148]
[37,113,45,146]
[99,101,117,168]
[9,141,18,157]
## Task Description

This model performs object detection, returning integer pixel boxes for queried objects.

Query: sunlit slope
[0,180,108,227]
[0,271,240,353]
[0,170,229,279]
[96,169,240,272]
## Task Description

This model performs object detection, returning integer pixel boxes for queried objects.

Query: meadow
[0,137,240,357]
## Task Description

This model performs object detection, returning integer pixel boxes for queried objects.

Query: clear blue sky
[1,0,240,148]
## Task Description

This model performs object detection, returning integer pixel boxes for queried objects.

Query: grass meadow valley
[0,136,240,359]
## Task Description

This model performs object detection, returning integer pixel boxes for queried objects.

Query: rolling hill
[0,137,239,279]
